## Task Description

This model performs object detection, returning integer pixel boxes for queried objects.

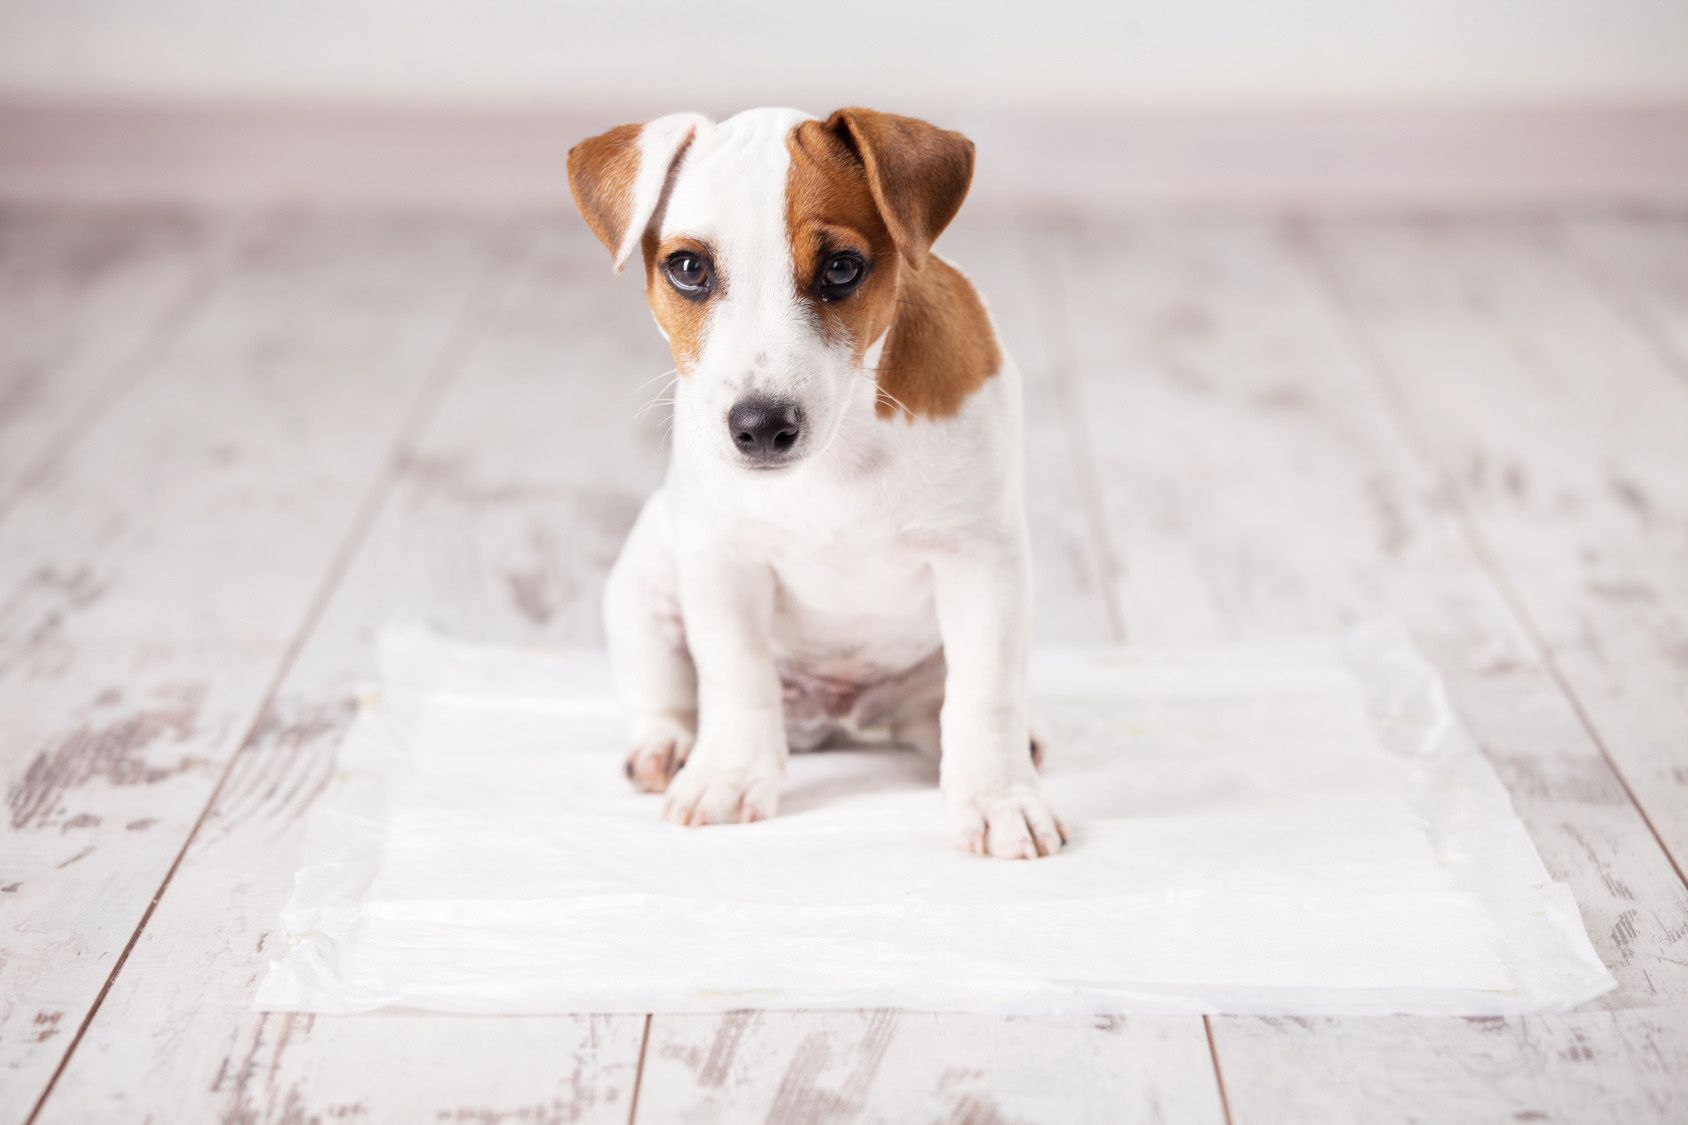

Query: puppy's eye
[665,253,712,296]
[817,252,866,300]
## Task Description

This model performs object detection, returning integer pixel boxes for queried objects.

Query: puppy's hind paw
[947,784,1067,860]
[624,726,693,793]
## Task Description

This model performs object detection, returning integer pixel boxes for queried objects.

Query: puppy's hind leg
[604,489,697,793]
[885,655,946,765]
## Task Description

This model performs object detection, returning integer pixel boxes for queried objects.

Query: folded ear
[824,108,975,269]
[568,113,709,272]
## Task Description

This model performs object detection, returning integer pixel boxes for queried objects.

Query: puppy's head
[568,108,975,471]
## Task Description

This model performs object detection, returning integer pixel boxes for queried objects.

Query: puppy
[568,107,1063,859]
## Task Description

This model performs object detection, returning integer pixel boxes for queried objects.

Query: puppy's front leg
[931,530,1066,859]
[662,543,787,826]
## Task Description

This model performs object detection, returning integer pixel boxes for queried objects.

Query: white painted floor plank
[0,206,220,515]
[0,210,511,1112]
[1556,214,1688,385]
[638,1012,1223,1125]
[1215,1011,1688,1125]
[1305,216,1688,878]
[1043,217,1688,1124]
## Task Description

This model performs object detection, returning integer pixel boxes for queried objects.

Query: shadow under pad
[256,625,1613,1016]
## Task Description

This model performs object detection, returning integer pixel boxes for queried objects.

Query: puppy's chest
[724,460,965,673]
[766,535,941,675]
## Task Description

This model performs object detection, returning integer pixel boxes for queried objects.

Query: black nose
[728,398,803,461]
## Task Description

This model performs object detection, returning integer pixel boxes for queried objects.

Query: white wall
[1,0,1684,113]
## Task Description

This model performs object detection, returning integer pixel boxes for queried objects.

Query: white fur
[602,108,1062,859]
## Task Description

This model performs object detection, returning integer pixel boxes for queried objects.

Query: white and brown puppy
[568,107,1064,859]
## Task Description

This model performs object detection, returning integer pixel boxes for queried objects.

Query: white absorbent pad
[256,625,1613,1017]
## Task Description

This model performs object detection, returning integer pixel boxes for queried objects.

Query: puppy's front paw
[946,782,1067,859]
[662,750,782,826]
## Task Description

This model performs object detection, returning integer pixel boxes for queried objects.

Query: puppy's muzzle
[728,396,804,466]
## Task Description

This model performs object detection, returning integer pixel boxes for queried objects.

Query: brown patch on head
[566,123,642,257]
[787,111,998,419]
[786,120,902,363]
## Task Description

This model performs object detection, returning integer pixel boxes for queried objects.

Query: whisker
[877,392,913,417]
[662,406,708,450]
[633,394,678,420]
[627,367,680,396]
[631,376,680,422]
[854,370,913,418]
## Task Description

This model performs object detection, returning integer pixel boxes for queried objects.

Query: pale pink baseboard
[2,100,1685,212]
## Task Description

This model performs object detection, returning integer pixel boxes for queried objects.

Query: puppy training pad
[256,625,1612,1016]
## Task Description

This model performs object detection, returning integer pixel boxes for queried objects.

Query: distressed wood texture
[1041,217,1688,1123]
[0,210,511,1111]
[0,206,220,515]
[638,1012,1222,1125]
[1303,218,1688,873]
[7,209,1687,1124]
[1556,214,1688,384]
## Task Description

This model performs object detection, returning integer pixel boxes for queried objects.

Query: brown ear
[824,108,975,269]
[567,123,642,264]
[567,113,709,272]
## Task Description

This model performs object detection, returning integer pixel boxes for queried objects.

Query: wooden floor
[1,204,1686,1124]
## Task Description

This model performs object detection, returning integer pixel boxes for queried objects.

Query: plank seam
[1204,1016,1237,1125]
[627,1014,653,1125]
[21,215,527,1125]
[1286,214,1688,897]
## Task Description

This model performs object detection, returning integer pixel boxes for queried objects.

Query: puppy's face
[569,108,975,472]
